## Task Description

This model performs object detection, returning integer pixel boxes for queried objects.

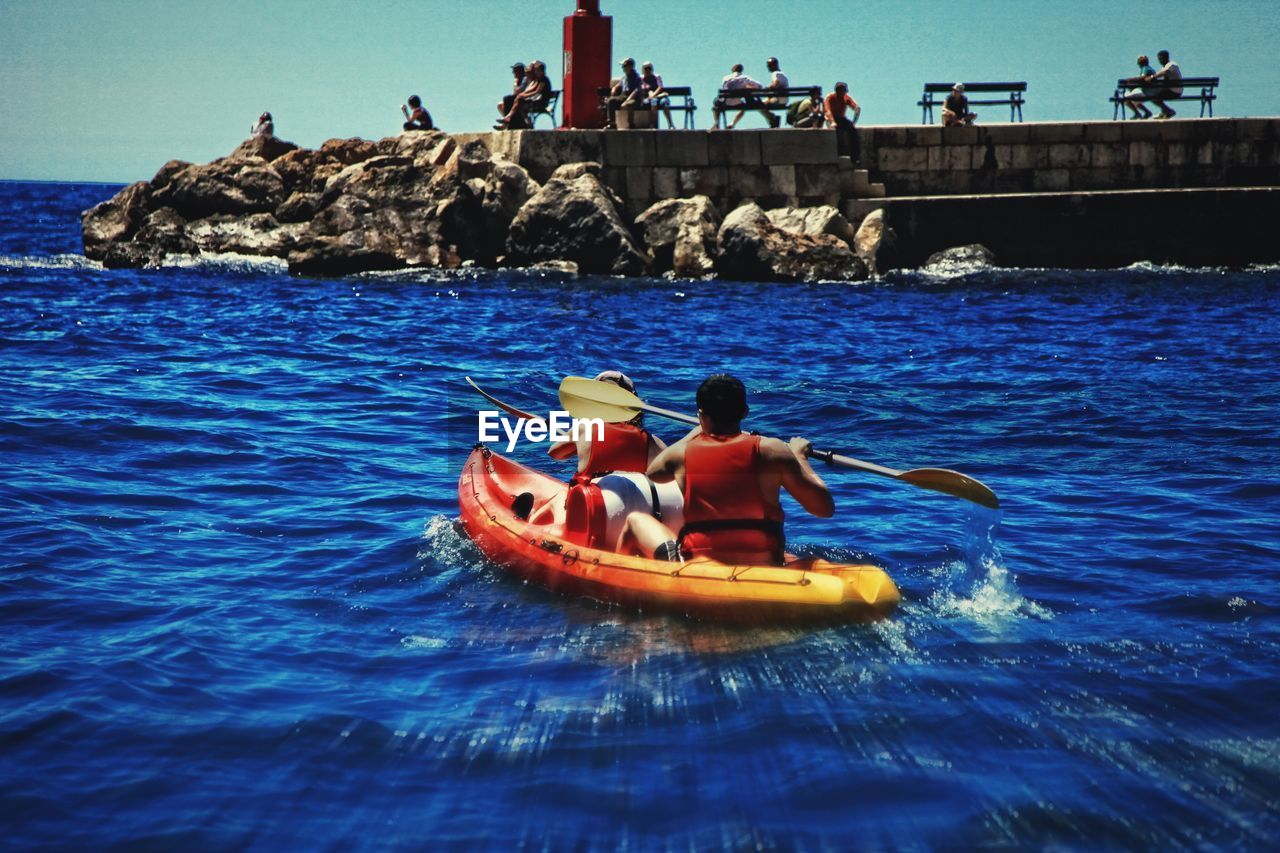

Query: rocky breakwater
[82,132,895,281]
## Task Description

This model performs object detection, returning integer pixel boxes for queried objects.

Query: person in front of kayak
[620,374,834,565]
[548,370,666,476]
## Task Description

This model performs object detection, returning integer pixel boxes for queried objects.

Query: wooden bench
[1110,76,1219,120]
[919,82,1027,124]
[595,86,698,129]
[714,85,821,126]
[527,90,560,129]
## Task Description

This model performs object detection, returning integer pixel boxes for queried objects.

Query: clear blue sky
[1,0,1277,182]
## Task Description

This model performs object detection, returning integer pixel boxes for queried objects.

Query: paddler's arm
[767,436,835,518]
[646,427,697,483]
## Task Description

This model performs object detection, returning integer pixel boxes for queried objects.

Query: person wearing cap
[619,374,833,567]
[606,57,649,129]
[548,371,667,476]
[942,83,977,127]
[639,61,675,130]
[824,82,862,162]
[497,62,527,122]
[761,57,790,129]
[711,63,762,130]
[497,59,551,130]
[401,95,434,132]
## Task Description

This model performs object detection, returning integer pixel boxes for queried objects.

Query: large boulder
[635,196,721,277]
[505,170,650,275]
[853,208,899,276]
[376,130,454,165]
[98,208,199,269]
[925,243,995,270]
[288,154,483,274]
[82,181,151,260]
[187,213,305,258]
[478,159,541,259]
[318,137,379,166]
[271,148,342,197]
[766,205,856,247]
[228,135,298,162]
[151,157,286,220]
[716,202,868,282]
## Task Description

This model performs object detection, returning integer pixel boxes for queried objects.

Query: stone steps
[836,156,886,200]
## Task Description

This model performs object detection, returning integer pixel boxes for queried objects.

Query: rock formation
[505,165,650,276]
[716,203,868,282]
[82,132,888,283]
[635,196,721,278]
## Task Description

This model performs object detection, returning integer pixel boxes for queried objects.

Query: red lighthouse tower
[561,0,612,128]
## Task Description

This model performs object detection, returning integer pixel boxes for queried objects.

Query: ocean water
[2,180,1278,849]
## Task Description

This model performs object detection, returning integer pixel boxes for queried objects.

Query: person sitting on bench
[606,57,648,128]
[640,61,675,130]
[496,60,550,130]
[942,83,977,126]
[1120,55,1158,119]
[401,95,434,132]
[1150,50,1183,120]
[761,57,790,128]
[711,63,762,130]
[497,63,526,122]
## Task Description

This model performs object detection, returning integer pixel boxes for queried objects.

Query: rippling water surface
[2,181,1278,848]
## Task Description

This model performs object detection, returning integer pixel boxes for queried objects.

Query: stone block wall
[860,118,1280,196]
[455,129,843,218]
[455,118,1280,218]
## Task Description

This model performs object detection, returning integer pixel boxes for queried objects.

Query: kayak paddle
[465,376,538,420]
[557,375,1000,510]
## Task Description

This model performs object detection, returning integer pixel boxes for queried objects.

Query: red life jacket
[679,432,785,565]
[585,422,650,475]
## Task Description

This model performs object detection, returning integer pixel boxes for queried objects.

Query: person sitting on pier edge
[640,61,675,130]
[548,370,667,477]
[942,83,976,127]
[711,63,762,130]
[761,57,790,128]
[606,57,648,129]
[787,88,825,128]
[620,374,834,566]
[824,82,862,163]
[497,59,550,129]
[498,62,526,121]
[1121,55,1158,119]
[251,111,274,138]
[1150,49,1183,120]
[401,95,434,131]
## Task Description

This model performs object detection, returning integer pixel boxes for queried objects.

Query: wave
[0,253,102,271]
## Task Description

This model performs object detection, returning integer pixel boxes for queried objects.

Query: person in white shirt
[762,57,790,128]
[1151,50,1183,119]
[711,63,761,130]
[250,112,274,138]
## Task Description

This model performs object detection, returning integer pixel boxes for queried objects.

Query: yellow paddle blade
[897,468,1001,510]
[558,376,643,423]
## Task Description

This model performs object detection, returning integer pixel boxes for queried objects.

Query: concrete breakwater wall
[453,129,861,220]
[860,117,1280,197]
[456,118,1280,267]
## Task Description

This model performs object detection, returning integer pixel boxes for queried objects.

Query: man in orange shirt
[824,81,862,164]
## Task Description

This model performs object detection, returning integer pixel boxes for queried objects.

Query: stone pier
[456,117,1280,267]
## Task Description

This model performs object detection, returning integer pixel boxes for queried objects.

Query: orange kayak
[457,446,900,624]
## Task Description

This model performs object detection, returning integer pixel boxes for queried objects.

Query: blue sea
[2,180,1278,849]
